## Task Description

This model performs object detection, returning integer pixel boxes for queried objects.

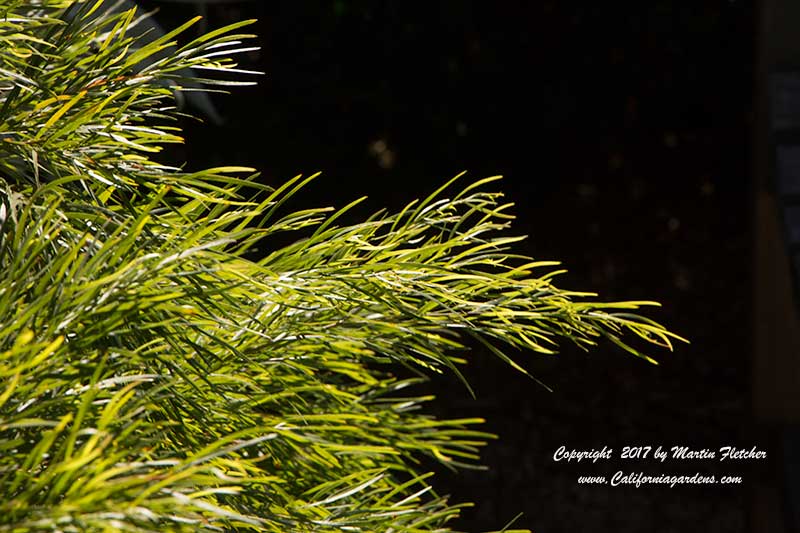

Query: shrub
[0,2,681,531]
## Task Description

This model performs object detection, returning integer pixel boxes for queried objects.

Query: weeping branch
[0,2,684,531]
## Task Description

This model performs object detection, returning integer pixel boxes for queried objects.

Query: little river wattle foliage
[0,2,682,531]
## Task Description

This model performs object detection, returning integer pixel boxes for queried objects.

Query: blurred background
[135,1,783,531]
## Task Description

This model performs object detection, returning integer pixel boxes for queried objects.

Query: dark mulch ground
[149,1,755,530]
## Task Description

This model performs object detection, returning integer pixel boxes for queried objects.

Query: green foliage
[0,1,684,531]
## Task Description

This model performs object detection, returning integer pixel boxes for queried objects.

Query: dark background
[146,2,755,531]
